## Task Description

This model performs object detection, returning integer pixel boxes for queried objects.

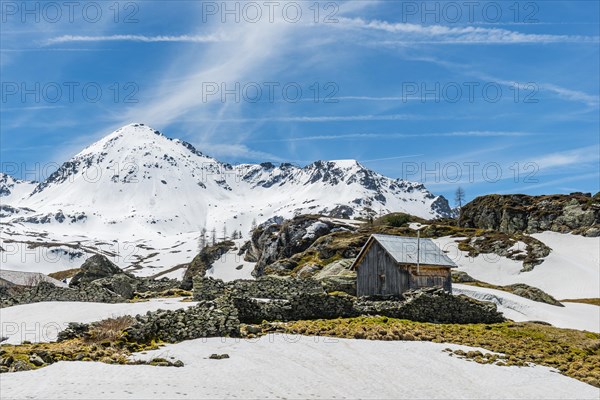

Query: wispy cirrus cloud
[180,114,479,124]
[337,17,600,44]
[251,131,533,143]
[532,146,600,171]
[45,34,228,45]
[197,143,285,162]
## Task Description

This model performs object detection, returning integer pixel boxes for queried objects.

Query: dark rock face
[70,255,123,287]
[459,193,600,236]
[451,271,477,283]
[180,241,235,290]
[504,284,563,307]
[94,274,136,299]
[456,232,550,272]
[243,215,357,276]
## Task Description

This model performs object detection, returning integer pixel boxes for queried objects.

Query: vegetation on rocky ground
[285,220,549,277]
[181,240,235,289]
[561,298,600,306]
[457,280,563,307]
[48,268,81,281]
[129,288,193,301]
[0,316,182,373]
[458,193,600,237]
[270,317,600,387]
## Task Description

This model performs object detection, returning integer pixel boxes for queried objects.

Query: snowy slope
[0,173,37,203]
[433,232,600,300]
[454,284,599,332]
[1,335,597,399]
[0,123,451,275]
[0,298,196,345]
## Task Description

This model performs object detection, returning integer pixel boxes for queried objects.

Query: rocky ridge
[459,193,600,236]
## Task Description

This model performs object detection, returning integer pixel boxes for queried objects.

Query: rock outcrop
[459,193,600,236]
[243,215,357,276]
[180,241,235,290]
[69,255,123,286]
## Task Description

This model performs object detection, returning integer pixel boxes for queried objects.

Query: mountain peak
[115,123,162,137]
[99,123,163,145]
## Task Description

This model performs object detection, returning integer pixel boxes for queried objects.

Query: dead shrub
[86,316,136,344]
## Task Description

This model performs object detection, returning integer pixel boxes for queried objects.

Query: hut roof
[352,234,457,269]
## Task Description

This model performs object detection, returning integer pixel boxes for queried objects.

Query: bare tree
[222,223,228,241]
[250,218,257,232]
[211,227,217,245]
[198,227,207,251]
[455,186,466,209]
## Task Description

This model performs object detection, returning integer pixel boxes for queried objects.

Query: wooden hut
[351,234,457,297]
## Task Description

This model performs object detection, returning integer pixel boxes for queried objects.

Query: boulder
[69,255,123,287]
[94,274,136,299]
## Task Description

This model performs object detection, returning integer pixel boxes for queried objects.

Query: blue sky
[1,0,599,203]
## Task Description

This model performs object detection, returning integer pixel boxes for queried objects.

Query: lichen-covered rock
[459,193,599,235]
[243,215,357,276]
[313,259,356,295]
[69,255,123,287]
[504,283,563,307]
[94,274,136,299]
[451,271,477,283]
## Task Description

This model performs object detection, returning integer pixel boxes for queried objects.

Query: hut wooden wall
[356,241,409,296]
[408,266,452,293]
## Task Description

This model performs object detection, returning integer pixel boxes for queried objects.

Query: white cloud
[45,34,227,45]
[532,146,600,170]
[337,17,600,44]
[251,130,532,142]
[196,143,284,162]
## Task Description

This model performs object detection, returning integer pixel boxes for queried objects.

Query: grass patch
[131,288,193,301]
[86,316,136,344]
[274,317,600,387]
[48,268,81,281]
[561,298,600,306]
[0,316,182,373]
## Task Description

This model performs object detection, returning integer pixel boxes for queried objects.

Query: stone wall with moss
[193,277,504,325]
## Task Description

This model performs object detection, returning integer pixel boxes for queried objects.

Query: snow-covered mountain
[0,123,451,275]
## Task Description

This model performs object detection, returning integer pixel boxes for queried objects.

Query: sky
[1,0,599,204]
